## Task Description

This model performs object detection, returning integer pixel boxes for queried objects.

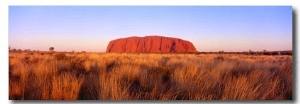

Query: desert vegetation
[9,51,292,100]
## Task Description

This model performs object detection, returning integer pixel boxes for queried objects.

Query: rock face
[106,36,196,53]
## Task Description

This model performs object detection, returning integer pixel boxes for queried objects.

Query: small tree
[49,47,54,52]
[263,49,268,55]
[263,49,267,53]
[248,50,254,55]
[17,49,22,52]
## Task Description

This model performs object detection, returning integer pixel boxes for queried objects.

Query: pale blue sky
[9,6,292,52]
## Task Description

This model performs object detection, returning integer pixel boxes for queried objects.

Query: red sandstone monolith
[106,36,196,53]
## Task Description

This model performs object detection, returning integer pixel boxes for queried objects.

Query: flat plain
[9,52,292,100]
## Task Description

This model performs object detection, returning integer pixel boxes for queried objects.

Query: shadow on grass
[77,65,100,100]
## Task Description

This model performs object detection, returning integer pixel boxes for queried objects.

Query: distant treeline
[9,48,292,56]
[195,51,293,55]
[108,50,293,56]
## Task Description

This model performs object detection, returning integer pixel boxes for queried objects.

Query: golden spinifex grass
[9,52,292,100]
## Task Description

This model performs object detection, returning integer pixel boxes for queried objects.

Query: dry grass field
[9,52,292,100]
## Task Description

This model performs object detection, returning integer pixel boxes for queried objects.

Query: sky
[9,6,292,52]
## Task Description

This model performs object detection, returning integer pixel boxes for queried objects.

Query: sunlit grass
[9,52,292,100]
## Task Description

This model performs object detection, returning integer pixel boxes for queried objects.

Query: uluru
[106,35,196,53]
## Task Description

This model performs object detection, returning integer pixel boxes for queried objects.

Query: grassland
[9,52,292,100]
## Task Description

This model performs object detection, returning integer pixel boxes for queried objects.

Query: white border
[1,0,297,104]
[0,0,8,104]
[6,0,293,6]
